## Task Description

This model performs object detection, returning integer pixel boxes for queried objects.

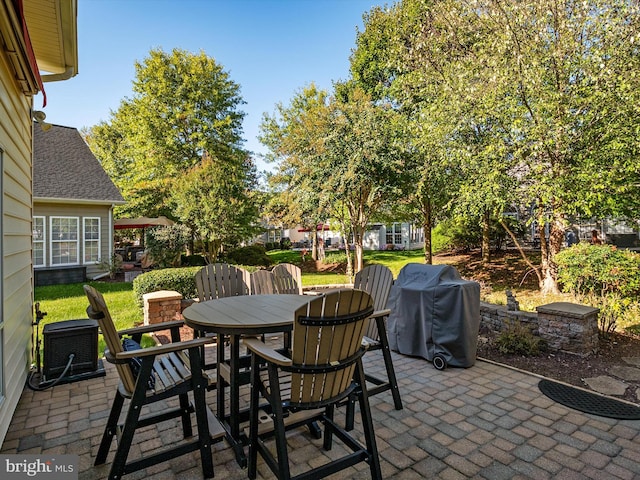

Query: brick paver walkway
[2,345,639,479]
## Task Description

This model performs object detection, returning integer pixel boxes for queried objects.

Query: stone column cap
[143,290,183,301]
[536,301,599,318]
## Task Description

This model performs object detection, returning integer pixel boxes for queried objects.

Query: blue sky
[37,0,387,172]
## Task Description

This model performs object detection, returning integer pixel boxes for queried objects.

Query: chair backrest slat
[290,289,372,404]
[354,264,394,340]
[195,263,251,301]
[250,270,278,295]
[84,285,137,393]
[272,263,302,295]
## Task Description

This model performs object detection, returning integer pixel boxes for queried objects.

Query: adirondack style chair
[250,269,279,295]
[271,262,303,295]
[83,285,224,480]
[244,289,382,480]
[195,263,251,300]
[345,264,403,430]
[194,263,252,367]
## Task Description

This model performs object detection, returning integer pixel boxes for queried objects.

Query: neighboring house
[260,222,425,251]
[33,124,124,285]
[0,0,78,443]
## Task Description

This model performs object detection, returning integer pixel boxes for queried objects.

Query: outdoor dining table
[181,293,314,467]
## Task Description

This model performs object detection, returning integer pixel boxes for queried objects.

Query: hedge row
[132,267,202,306]
[132,264,259,306]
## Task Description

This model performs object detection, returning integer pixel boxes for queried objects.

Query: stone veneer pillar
[536,302,599,355]
[143,290,183,325]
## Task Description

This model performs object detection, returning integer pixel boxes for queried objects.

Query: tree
[87,48,247,218]
[350,1,459,264]
[260,84,411,273]
[352,0,640,293]
[171,152,261,263]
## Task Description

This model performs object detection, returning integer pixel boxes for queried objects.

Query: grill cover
[387,263,480,367]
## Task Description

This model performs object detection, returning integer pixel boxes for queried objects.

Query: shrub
[224,245,272,267]
[145,224,191,268]
[495,321,547,356]
[280,237,292,250]
[556,243,640,298]
[556,244,640,335]
[181,254,207,266]
[132,267,202,306]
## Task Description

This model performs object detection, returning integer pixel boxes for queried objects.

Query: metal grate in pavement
[538,379,640,420]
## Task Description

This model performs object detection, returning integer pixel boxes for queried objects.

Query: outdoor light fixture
[32,110,52,132]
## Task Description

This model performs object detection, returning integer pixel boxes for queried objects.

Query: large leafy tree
[352,0,640,293]
[171,152,261,262]
[260,83,410,273]
[87,47,247,218]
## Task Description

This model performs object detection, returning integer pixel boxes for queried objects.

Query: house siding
[0,45,34,443]
[33,202,114,279]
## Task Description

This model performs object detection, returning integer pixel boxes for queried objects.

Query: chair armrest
[117,320,185,337]
[115,337,213,360]
[243,338,292,366]
[371,308,391,319]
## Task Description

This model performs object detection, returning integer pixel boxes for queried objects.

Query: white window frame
[83,217,101,264]
[33,216,46,268]
[49,216,80,266]
[385,223,402,245]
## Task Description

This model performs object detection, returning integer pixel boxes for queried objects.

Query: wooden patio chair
[195,263,251,300]
[250,269,279,295]
[271,262,302,295]
[84,285,224,480]
[345,264,403,430]
[244,289,382,480]
[194,263,252,367]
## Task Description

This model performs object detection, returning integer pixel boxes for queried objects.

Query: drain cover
[538,379,640,420]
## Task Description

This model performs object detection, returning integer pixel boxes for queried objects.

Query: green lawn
[34,249,429,355]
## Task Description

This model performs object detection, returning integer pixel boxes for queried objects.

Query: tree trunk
[311,229,318,261]
[482,210,491,264]
[538,216,563,295]
[423,197,433,264]
[354,226,365,273]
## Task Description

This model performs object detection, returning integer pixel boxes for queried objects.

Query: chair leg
[248,353,260,480]
[178,392,193,438]
[323,404,335,451]
[344,393,357,431]
[377,317,403,411]
[190,346,214,479]
[269,364,291,480]
[109,384,147,480]
[355,361,383,480]
[95,391,124,466]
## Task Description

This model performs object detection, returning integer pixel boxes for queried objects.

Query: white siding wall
[33,202,113,278]
[0,47,35,443]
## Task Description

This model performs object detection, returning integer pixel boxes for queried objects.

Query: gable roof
[33,123,125,204]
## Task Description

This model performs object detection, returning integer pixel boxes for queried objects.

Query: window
[33,216,46,267]
[83,217,101,263]
[385,223,402,245]
[267,229,281,243]
[50,216,79,265]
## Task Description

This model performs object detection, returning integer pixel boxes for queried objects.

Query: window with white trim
[83,217,101,263]
[385,223,402,245]
[50,216,79,265]
[33,216,46,267]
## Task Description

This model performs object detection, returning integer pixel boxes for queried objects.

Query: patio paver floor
[2,345,640,479]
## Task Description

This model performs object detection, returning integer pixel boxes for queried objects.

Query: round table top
[182,294,313,335]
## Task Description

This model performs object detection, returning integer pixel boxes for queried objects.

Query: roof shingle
[33,123,124,203]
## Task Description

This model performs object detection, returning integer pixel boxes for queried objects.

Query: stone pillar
[536,302,599,355]
[143,290,183,325]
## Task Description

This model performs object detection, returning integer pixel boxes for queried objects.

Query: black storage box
[43,319,99,379]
